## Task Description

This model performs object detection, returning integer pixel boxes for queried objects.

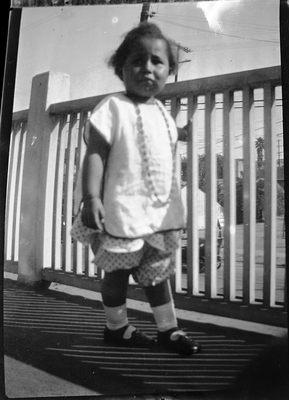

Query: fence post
[18,71,70,284]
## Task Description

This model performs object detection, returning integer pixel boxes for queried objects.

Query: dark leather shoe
[157,328,201,356]
[104,325,156,348]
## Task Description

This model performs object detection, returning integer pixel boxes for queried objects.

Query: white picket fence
[5,66,287,326]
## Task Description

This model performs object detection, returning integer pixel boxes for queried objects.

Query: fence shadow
[3,277,283,398]
[4,278,159,397]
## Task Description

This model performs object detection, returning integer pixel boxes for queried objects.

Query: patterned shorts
[90,233,178,287]
[71,211,180,287]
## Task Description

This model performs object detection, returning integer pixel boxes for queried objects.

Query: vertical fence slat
[85,246,92,277]
[205,93,217,298]
[64,113,78,273]
[175,142,183,292]
[13,123,27,262]
[170,96,182,292]
[223,91,236,300]
[6,123,18,191]
[187,95,200,295]
[52,114,68,270]
[242,87,256,304]
[170,96,179,120]
[263,84,277,307]
[73,111,88,276]
[43,114,64,269]
[5,123,20,261]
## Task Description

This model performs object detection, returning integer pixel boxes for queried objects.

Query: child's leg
[90,236,154,346]
[145,279,201,356]
[144,279,178,332]
[101,269,130,330]
[101,269,155,347]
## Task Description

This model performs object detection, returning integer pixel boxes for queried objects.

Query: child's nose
[142,59,153,72]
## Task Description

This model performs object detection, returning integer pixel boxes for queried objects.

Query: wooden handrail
[12,109,29,122]
[161,66,281,98]
[47,66,281,116]
[49,91,123,115]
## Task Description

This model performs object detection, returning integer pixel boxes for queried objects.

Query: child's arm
[177,120,192,141]
[81,124,110,231]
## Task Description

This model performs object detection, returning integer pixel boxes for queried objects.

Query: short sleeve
[89,96,117,145]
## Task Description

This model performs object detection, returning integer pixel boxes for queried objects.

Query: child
[71,22,200,356]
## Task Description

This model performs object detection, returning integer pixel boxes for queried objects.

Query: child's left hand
[177,120,192,141]
[81,196,105,231]
[184,120,192,132]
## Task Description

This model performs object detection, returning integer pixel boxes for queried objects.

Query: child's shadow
[3,278,161,397]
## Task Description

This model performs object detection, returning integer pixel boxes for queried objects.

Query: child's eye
[152,56,163,65]
[131,56,144,66]
[132,59,142,66]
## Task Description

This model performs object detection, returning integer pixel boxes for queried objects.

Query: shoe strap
[123,325,136,339]
[170,330,187,341]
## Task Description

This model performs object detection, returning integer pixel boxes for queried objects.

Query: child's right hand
[81,197,105,231]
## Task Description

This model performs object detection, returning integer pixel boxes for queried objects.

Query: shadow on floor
[3,277,287,399]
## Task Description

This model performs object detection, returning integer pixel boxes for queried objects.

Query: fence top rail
[49,66,280,116]
[49,91,124,115]
[161,65,281,99]
[12,109,29,122]
[13,66,281,120]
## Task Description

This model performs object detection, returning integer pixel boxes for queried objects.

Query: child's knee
[144,279,172,307]
[101,270,131,306]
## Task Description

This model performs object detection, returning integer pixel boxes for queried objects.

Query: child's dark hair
[108,22,177,80]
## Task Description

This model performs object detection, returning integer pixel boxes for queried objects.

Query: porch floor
[3,273,288,399]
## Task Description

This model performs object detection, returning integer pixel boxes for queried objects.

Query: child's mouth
[140,79,155,89]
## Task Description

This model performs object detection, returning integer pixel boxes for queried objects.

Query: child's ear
[118,69,124,81]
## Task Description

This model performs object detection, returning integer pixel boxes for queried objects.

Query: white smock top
[71,93,185,252]
[89,93,185,238]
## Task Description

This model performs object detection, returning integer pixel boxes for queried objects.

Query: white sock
[123,325,136,339]
[103,304,129,331]
[151,301,178,332]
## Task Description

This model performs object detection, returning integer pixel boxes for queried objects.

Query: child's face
[122,37,170,102]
